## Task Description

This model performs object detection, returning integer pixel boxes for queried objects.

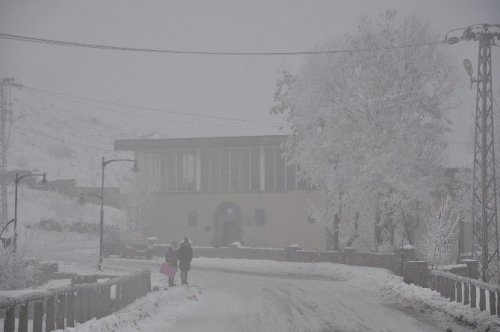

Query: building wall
[141,191,326,250]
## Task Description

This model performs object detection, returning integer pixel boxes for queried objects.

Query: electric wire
[23,86,286,125]
[0,32,446,56]
[23,89,286,129]
[23,85,428,127]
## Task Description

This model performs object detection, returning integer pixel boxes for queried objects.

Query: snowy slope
[14,186,126,229]
[8,89,136,186]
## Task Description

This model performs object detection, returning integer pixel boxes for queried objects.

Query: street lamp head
[131,160,139,173]
[463,59,473,77]
[39,173,48,185]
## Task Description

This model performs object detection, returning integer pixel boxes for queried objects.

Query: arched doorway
[213,201,243,247]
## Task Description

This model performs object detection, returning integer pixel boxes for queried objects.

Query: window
[147,152,159,191]
[176,151,196,192]
[276,151,286,191]
[240,149,250,191]
[220,150,230,191]
[255,208,266,226]
[160,153,166,192]
[250,148,260,191]
[265,148,275,191]
[209,150,220,192]
[230,150,240,191]
[137,152,147,190]
[153,153,163,192]
[200,150,210,192]
[166,151,176,192]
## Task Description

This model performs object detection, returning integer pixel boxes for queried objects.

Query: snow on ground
[58,275,202,332]
[381,277,500,330]
[8,225,499,331]
[2,186,126,262]
[44,256,495,332]
[185,257,500,330]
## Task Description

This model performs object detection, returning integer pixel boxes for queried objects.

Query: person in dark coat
[177,237,193,284]
[165,241,178,286]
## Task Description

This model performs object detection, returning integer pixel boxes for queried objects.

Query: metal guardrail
[1,269,151,332]
[430,270,500,316]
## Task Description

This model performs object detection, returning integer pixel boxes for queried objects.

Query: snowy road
[166,267,441,332]
[22,234,471,332]
[91,258,465,332]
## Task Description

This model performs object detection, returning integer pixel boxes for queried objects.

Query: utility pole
[447,24,500,282]
[0,78,22,229]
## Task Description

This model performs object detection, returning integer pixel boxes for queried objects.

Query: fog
[1,1,500,331]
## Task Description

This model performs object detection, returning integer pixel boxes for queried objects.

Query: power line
[0,32,446,56]
[23,86,285,125]
[23,89,286,129]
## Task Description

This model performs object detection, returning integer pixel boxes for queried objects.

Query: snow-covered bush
[0,245,41,290]
[417,197,459,269]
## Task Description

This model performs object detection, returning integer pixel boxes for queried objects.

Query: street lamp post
[14,172,47,250]
[98,157,138,271]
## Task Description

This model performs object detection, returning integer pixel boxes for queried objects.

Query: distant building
[114,135,325,250]
[115,135,475,257]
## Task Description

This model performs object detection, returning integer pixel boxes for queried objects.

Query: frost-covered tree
[120,185,152,231]
[418,196,459,268]
[272,10,458,250]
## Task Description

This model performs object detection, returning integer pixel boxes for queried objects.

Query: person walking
[177,237,193,284]
[165,241,178,287]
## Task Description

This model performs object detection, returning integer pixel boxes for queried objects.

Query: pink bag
[160,263,177,278]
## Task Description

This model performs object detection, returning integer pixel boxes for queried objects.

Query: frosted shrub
[418,197,459,269]
[0,245,41,290]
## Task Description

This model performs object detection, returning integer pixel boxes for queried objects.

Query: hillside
[7,89,138,186]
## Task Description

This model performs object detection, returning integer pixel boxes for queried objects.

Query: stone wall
[402,259,481,288]
[152,244,411,274]
[403,261,429,288]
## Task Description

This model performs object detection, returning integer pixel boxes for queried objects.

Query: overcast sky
[0,0,499,166]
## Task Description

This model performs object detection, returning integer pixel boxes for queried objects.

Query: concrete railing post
[56,294,66,329]
[457,281,462,303]
[4,306,15,332]
[470,284,477,308]
[33,300,44,332]
[479,288,486,311]
[19,301,29,332]
[489,290,496,315]
[66,291,75,327]
[46,296,56,331]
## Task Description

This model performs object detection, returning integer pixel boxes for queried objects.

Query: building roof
[114,135,287,151]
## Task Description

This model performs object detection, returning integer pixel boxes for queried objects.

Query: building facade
[114,135,326,250]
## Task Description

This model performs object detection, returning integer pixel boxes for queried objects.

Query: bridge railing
[0,269,151,332]
[430,270,500,316]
